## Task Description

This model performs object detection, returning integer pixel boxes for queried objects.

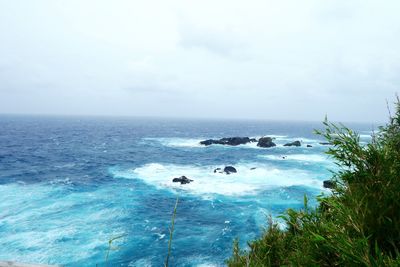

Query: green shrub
[228,101,400,267]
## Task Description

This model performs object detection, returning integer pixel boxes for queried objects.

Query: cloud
[0,0,399,122]
[178,21,245,58]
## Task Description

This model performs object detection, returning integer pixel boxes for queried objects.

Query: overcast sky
[0,0,399,122]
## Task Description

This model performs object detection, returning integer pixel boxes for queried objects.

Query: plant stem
[165,197,179,267]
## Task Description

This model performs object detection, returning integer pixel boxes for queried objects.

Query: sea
[0,115,376,266]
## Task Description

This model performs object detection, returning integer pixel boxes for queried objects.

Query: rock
[284,140,301,147]
[200,137,255,146]
[224,166,237,174]
[220,137,251,146]
[172,176,193,185]
[214,166,238,174]
[200,139,214,146]
[323,180,334,189]
[319,142,332,146]
[250,167,257,170]
[214,168,222,173]
[257,137,276,148]
[307,144,313,147]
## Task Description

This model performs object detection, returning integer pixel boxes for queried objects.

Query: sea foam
[143,136,324,149]
[143,137,204,148]
[259,154,331,163]
[111,163,323,197]
[0,183,127,266]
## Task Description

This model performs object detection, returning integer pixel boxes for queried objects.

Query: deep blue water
[0,115,375,266]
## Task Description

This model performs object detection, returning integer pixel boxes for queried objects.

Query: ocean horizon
[0,115,377,266]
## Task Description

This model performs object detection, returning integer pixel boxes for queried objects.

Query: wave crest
[111,163,323,196]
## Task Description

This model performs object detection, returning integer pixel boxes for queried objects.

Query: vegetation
[165,197,179,267]
[104,234,125,267]
[228,101,400,266]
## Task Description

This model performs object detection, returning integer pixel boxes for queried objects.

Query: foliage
[228,100,400,266]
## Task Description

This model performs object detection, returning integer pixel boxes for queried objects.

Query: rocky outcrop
[323,180,335,189]
[201,139,218,146]
[224,166,237,174]
[172,176,193,184]
[257,137,276,148]
[284,141,301,147]
[200,137,257,146]
[214,166,237,174]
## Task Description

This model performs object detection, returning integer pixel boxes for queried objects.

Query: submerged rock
[172,176,193,184]
[323,180,335,189]
[224,166,237,174]
[320,142,332,146]
[257,137,276,148]
[214,168,222,173]
[200,137,256,146]
[284,140,301,147]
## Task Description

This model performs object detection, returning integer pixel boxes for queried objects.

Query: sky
[0,0,399,123]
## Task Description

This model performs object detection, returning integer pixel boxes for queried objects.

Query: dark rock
[257,137,276,148]
[224,166,237,174]
[172,176,193,185]
[214,166,238,174]
[214,168,222,173]
[200,139,214,146]
[323,180,335,189]
[307,144,313,147]
[319,142,332,146]
[284,140,301,147]
[221,137,251,146]
[200,137,255,146]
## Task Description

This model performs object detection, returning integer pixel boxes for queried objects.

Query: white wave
[143,136,324,149]
[0,183,127,265]
[143,137,262,149]
[273,136,320,143]
[260,154,331,163]
[128,258,153,267]
[144,137,204,148]
[265,135,288,138]
[196,264,219,267]
[111,163,323,196]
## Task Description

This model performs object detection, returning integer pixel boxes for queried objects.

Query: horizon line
[0,111,386,125]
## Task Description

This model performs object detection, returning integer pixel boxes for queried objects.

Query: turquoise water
[0,115,374,266]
